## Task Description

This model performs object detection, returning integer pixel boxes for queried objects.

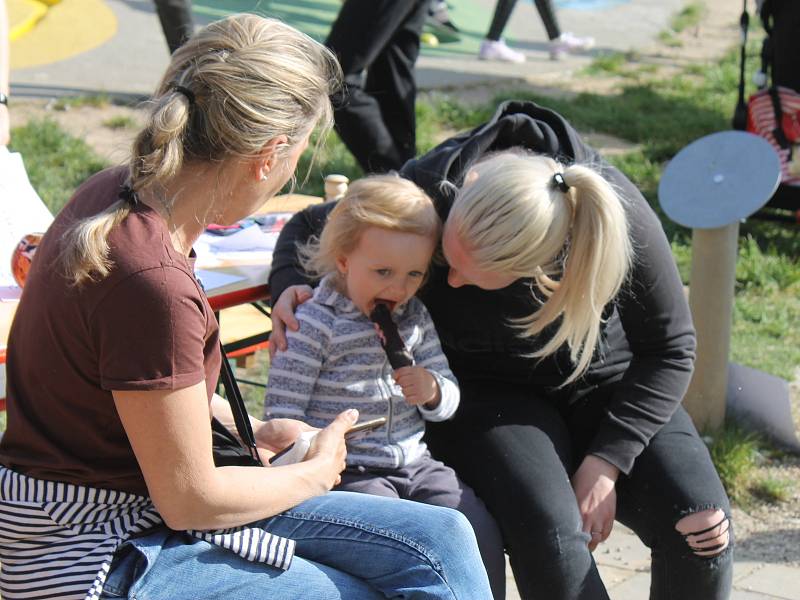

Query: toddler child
[264,174,505,598]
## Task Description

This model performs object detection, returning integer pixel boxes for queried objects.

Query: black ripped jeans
[425,380,733,600]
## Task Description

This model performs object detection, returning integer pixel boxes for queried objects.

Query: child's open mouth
[372,299,397,312]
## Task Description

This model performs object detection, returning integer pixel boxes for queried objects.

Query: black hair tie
[119,184,140,207]
[552,172,570,193]
[173,85,196,106]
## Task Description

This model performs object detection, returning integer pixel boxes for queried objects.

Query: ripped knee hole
[675,509,730,557]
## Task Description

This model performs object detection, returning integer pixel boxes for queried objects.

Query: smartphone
[268,418,388,465]
[345,417,387,438]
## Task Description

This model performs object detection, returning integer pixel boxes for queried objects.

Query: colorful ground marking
[9,0,117,69]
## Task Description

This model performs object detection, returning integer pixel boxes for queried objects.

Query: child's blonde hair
[300,174,441,278]
[61,14,341,285]
[449,151,633,384]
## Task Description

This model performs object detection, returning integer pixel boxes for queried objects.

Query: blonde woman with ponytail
[0,15,490,600]
[270,101,733,600]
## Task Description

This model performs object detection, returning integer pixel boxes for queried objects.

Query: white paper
[198,225,280,253]
[0,148,54,287]
[194,269,247,294]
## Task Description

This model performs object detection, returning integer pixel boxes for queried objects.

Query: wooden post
[683,222,740,431]
[324,174,349,202]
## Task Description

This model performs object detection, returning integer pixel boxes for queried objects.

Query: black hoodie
[268,101,696,474]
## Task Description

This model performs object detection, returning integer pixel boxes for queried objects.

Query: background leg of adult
[101,528,384,600]
[403,455,507,600]
[614,407,733,600]
[768,0,800,91]
[325,0,422,173]
[264,491,493,599]
[533,0,562,40]
[425,383,610,600]
[153,0,194,54]
[486,0,518,41]
[362,0,429,171]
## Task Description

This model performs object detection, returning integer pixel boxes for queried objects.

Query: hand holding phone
[269,417,388,465]
[345,417,387,438]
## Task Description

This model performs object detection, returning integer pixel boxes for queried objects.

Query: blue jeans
[100,491,491,599]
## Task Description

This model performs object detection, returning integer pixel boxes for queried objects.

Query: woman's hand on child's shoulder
[394,367,441,409]
[269,284,314,357]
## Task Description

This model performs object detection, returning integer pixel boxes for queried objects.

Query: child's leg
[406,454,507,600]
[335,468,401,498]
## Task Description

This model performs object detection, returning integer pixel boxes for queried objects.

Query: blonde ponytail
[450,151,633,384]
[60,14,341,285]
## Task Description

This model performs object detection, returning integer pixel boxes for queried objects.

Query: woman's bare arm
[114,382,356,531]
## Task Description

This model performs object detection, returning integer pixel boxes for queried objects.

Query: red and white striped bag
[746,85,800,187]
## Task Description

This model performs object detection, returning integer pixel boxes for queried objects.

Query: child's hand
[393,366,441,409]
[256,418,318,453]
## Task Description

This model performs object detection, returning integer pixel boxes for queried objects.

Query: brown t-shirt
[0,167,221,496]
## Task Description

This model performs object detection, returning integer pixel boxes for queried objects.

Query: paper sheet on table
[0,148,54,287]
[194,269,247,294]
[198,225,280,253]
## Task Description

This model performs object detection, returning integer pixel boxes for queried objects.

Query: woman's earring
[260,173,269,182]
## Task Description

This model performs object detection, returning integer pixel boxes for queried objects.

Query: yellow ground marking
[7,0,49,42]
[9,0,117,70]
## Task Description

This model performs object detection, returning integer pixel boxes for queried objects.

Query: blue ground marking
[556,0,630,10]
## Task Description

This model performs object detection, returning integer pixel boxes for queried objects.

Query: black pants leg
[425,380,732,600]
[486,0,561,41]
[533,0,561,40]
[426,382,609,600]
[768,0,800,91]
[486,0,518,41]
[614,408,733,600]
[153,0,194,54]
[325,0,429,174]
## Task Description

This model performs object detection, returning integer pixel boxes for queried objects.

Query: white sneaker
[549,32,595,60]
[478,39,526,63]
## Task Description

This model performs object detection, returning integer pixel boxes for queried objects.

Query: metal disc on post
[659,130,781,229]
[658,130,781,433]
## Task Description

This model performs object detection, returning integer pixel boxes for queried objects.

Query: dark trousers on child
[337,452,506,600]
[425,379,734,600]
[325,0,430,174]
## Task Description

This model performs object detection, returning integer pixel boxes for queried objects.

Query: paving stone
[736,564,800,600]
[734,561,766,582]
[732,590,787,600]
[607,572,652,599]
[598,564,639,588]
[595,530,651,572]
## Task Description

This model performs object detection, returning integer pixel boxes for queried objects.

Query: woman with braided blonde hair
[270,101,733,600]
[0,15,491,600]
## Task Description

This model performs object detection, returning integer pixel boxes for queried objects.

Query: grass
[52,93,112,112]
[585,51,634,76]
[670,1,707,33]
[102,115,137,130]
[658,1,707,46]
[8,118,108,214]
[705,421,794,508]
[749,476,794,504]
